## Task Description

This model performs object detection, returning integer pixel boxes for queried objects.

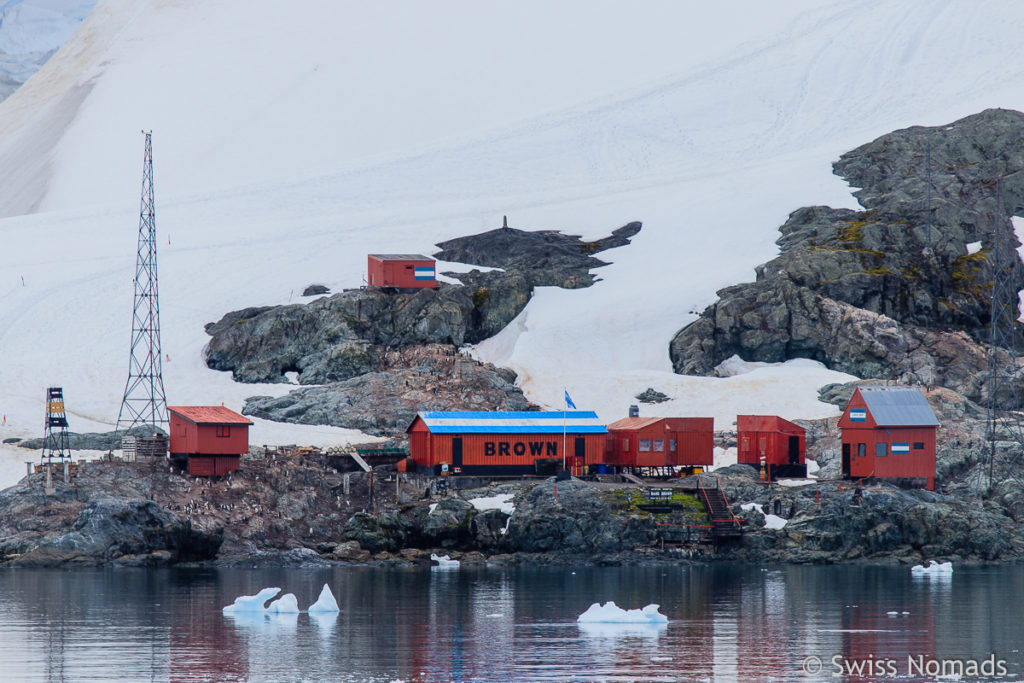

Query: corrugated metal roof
[606,417,663,431]
[368,254,434,261]
[417,411,607,434]
[858,387,939,427]
[169,406,254,425]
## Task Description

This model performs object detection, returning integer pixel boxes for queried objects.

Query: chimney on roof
[628,404,639,418]
[503,215,508,228]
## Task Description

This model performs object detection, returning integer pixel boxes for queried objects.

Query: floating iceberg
[307,584,340,613]
[431,553,460,569]
[577,601,668,624]
[911,560,953,575]
[267,593,300,613]
[222,587,281,614]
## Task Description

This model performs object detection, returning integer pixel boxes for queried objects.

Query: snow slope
[2,0,1024,484]
[0,0,95,101]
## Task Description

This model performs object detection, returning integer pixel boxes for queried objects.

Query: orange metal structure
[736,415,806,480]
[367,254,438,289]
[168,406,253,476]
[604,417,713,469]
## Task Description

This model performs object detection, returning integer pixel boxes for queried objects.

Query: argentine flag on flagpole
[564,390,577,410]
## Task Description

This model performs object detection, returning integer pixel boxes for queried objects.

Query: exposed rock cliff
[670,109,1024,403]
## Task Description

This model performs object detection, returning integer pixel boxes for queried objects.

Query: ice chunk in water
[577,601,668,624]
[267,593,300,613]
[307,583,340,613]
[222,587,281,614]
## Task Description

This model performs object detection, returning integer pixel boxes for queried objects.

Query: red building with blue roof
[839,386,938,490]
[407,411,607,475]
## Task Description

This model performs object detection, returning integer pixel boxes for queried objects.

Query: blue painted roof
[415,411,607,434]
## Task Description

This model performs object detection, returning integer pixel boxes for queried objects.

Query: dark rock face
[242,345,533,436]
[711,466,1024,563]
[302,284,330,296]
[434,221,642,288]
[670,109,1024,403]
[7,498,222,567]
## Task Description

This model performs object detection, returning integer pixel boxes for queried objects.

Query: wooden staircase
[697,476,742,541]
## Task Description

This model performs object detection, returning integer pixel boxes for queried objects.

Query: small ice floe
[267,593,300,613]
[307,583,340,613]
[431,553,460,569]
[911,560,953,576]
[577,601,668,624]
[222,587,281,614]
[966,241,983,255]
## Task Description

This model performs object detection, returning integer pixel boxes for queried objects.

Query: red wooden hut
[736,415,806,480]
[838,386,938,490]
[604,416,713,473]
[367,254,438,289]
[168,406,253,476]
[407,411,606,475]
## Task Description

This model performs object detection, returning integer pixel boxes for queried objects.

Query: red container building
[168,406,253,476]
[604,417,713,472]
[407,411,607,475]
[367,254,438,289]
[838,386,938,490]
[736,415,807,480]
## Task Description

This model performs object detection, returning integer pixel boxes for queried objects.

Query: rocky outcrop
[16,424,167,451]
[242,344,533,436]
[1,495,222,567]
[670,109,1024,403]
[434,220,642,288]
[711,466,1024,563]
[205,221,639,437]
[206,222,640,387]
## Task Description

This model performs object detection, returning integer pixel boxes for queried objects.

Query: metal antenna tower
[982,178,1024,492]
[115,131,168,435]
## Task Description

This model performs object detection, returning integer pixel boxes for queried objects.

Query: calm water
[0,563,1021,682]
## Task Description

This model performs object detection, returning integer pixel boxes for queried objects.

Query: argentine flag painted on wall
[564,390,576,410]
[850,408,867,422]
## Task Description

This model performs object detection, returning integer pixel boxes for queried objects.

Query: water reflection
[0,564,1020,681]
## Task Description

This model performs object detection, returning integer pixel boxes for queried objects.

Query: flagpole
[562,407,567,473]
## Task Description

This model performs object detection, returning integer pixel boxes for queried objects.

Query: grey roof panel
[859,386,939,426]
[369,254,434,261]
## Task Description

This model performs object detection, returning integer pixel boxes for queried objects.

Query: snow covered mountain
[0,0,94,102]
[2,0,1024,483]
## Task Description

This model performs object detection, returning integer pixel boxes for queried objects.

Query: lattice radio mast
[982,178,1024,492]
[115,131,168,435]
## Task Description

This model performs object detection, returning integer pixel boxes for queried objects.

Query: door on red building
[452,438,463,468]
[788,436,799,465]
[842,443,850,476]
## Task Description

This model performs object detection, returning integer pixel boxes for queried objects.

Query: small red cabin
[367,254,438,289]
[408,411,607,475]
[838,386,938,490]
[168,406,253,476]
[604,417,713,471]
[736,415,806,480]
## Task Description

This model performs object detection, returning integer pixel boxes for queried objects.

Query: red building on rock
[407,411,606,475]
[736,415,806,481]
[604,417,713,473]
[838,386,938,490]
[367,254,438,289]
[168,406,253,476]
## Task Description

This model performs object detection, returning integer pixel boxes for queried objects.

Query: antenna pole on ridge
[115,131,168,436]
